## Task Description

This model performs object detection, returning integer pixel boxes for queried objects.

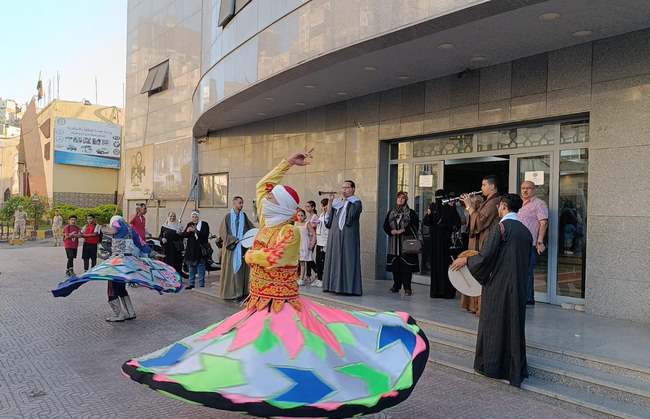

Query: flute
[442,191,482,204]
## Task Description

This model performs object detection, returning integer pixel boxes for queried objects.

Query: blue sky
[0,0,127,108]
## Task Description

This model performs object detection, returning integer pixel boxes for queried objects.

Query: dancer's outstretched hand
[288,148,314,166]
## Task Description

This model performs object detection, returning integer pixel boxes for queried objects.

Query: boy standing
[81,214,101,271]
[63,215,81,276]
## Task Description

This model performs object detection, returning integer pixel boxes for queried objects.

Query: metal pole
[179,176,198,223]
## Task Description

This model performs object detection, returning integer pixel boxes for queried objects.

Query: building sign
[418,174,434,188]
[525,170,545,186]
[53,117,121,169]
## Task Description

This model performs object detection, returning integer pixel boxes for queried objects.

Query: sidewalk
[200,274,650,370]
[0,245,598,419]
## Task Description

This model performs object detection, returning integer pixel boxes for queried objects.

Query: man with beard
[450,193,532,387]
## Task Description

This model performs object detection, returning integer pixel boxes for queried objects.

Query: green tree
[0,195,48,228]
[50,203,121,225]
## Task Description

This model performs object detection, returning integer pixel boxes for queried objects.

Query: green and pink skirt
[122,296,429,417]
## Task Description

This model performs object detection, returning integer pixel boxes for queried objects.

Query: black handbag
[401,226,422,255]
[200,242,212,258]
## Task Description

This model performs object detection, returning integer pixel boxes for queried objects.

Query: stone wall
[586,29,650,323]
[53,192,115,208]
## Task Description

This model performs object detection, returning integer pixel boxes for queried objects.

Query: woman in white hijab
[159,211,184,275]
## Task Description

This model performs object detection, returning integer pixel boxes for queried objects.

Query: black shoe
[405,289,412,296]
[186,285,194,290]
[526,300,535,306]
[389,287,399,293]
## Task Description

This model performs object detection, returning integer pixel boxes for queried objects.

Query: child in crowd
[304,200,319,283]
[295,208,315,286]
[63,215,81,276]
[313,198,330,288]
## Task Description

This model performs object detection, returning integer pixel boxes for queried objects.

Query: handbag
[401,225,422,255]
[200,242,212,258]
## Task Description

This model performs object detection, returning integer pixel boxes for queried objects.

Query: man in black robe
[450,193,532,387]
[423,189,460,298]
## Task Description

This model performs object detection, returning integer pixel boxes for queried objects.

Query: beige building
[0,136,22,204]
[20,99,123,207]
[125,0,650,324]
[123,0,200,231]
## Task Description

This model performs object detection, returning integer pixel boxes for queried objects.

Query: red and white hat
[271,184,300,210]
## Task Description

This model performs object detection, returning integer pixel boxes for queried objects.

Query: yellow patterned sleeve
[244,225,300,268]
[256,159,292,228]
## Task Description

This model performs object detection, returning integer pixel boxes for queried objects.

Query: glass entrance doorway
[386,118,589,305]
[512,153,552,303]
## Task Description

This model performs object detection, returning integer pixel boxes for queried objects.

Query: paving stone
[0,245,596,418]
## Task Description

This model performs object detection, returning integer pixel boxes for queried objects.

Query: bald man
[518,181,548,305]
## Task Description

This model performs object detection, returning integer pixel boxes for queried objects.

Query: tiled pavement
[0,245,600,418]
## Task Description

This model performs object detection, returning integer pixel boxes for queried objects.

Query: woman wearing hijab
[424,189,461,298]
[181,211,210,289]
[159,211,184,275]
[123,151,430,418]
[383,191,419,296]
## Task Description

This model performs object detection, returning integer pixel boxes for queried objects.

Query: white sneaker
[312,279,323,288]
[297,279,305,286]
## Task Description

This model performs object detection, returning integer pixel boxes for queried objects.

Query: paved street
[0,245,599,419]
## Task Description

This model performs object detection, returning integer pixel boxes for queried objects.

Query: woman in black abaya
[423,189,460,298]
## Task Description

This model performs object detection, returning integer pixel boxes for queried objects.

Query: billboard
[54,117,121,169]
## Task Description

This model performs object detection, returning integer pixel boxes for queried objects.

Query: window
[140,60,169,95]
[199,173,228,208]
[389,142,411,160]
[218,0,235,26]
[560,120,589,144]
[412,134,474,157]
[477,123,556,151]
[218,0,252,27]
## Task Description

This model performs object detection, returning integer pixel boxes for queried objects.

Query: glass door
[556,149,588,302]
[511,153,553,303]
[412,161,443,285]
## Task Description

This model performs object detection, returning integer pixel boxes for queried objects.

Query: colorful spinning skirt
[122,296,429,417]
[52,255,183,297]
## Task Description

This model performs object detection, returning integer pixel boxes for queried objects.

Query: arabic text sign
[54,117,121,169]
